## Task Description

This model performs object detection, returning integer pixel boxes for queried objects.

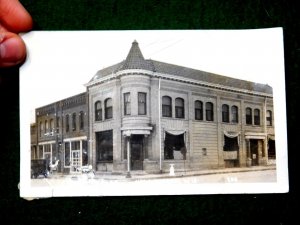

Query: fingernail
[0,37,24,63]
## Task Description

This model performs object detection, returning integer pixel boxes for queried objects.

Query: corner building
[86,40,275,173]
[32,40,276,174]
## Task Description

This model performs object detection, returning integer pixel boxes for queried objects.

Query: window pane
[66,115,69,132]
[105,98,113,119]
[95,101,102,121]
[266,110,272,126]
[138,92,146,115]
[254,109,260,125]
[124,93,131,115]
[206,102,214,121]
[72,113,76,131]
[175,98,184,118]
[222,104,229,122]
[246,108,252,125]
[162,96,172,117]
[231,106,238,123]
[79,112,84,130]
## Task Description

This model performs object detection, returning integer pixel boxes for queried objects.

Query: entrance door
[130,135,144,170]
[250,140,258,166]
[71,150,81,172]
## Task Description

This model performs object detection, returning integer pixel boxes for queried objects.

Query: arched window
[95,101,102,121]
[39,122,43,137]
[49,119,54,131]
[246,107,252,125]
[72,113,76,131]
[254,109,260,125]
[162,96,172,117]
[206,102,214,121]
[65,114,69,132]
[79,111,84,130]
[231,105,239,123]
[222,104,229,122]
[175,98,184,118]
[266,110,272,126]
[124,93,131,115]
[195,100,203,120]
[105,98,113,119]
[45,120,48,133]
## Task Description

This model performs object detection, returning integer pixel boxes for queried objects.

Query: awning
[121,126,153,137]
[245,132,266,140]
[224,130,240,138]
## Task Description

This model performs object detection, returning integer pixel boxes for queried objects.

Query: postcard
[19,29,288,198]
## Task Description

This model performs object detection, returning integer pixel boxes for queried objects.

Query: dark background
[0,0,298,224]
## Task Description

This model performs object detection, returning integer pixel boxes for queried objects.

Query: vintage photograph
[20,29,288,198]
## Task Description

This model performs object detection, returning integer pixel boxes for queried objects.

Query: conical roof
[117,40,154,71]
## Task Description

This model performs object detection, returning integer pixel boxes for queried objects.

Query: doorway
[71,150,81,172]
[130,135,144,170]
[250,139,258,166]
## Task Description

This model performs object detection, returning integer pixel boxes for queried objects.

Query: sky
[20,29,285,123]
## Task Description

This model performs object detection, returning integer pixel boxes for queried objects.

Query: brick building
[31,40,276,175]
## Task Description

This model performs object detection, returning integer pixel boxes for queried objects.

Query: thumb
[0,32,27,67]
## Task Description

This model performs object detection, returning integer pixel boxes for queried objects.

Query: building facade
[31,40,276,175]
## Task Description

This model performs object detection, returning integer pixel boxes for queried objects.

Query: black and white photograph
[19,29,288,198]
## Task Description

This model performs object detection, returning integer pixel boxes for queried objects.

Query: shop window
[223,136,239,151]
[254,109,260,125]
[162,96,172,117]
[138,92,147,115]
[105,98,113,119]
[79,111,84,130]
[95,101,102,121]
[222,104,229,122]
[96,130,113,162]
[231,105,239,123]
[82,140,88,166]
[246,107,252,125]
[266,110,272,126]
[72,113,76,131]
[175,98,184,118]
[195,100,203,120]
[164,133,186,160]
[206,102,214,121]
[124,93,131,115]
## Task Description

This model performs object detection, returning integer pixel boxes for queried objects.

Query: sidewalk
[50,164,276,182]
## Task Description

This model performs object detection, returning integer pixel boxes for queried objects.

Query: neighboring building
[31,40,276,175]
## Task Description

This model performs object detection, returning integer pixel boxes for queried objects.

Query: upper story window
[162,96,172,117]
[266,110,272,126]
[66,114,70,132]
[138,92,147,115]
[45,120,48,133]
[95,101,102,121]
[222,104,229,123]
[195,100,203,120]
[50,119,54,132]
[175,98,184,118]
[246,107,252,125]
[72,113,76,131]
[39,122,43,137]
[124,93,131,115]
[206,102,214,121]
[254,109,260,125]
[105,98,113,119]
[79,111,84,130]
[231,105,239,123]
[56,117,60,129]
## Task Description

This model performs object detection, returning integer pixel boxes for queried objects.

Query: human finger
[0,31,27,67]
[0,0,33,32]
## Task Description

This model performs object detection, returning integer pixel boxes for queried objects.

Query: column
[126,136,131,178]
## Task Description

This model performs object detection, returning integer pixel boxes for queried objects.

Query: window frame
[266,110,272,126]
[222,104,229,123]
[72,112,76,131]
[138,92,147,115]
[231,105,239,123]
[254,109,260,125]
[65,114,70,132]
[195,100,203,120]
[95,101,102,121]
[162,96,172,117]
[175,97,184,119]
[79,111,84,130]
[246,107,252,125]
[124,92,131,115]
[206,102,214,121]
[105,98,113,119]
